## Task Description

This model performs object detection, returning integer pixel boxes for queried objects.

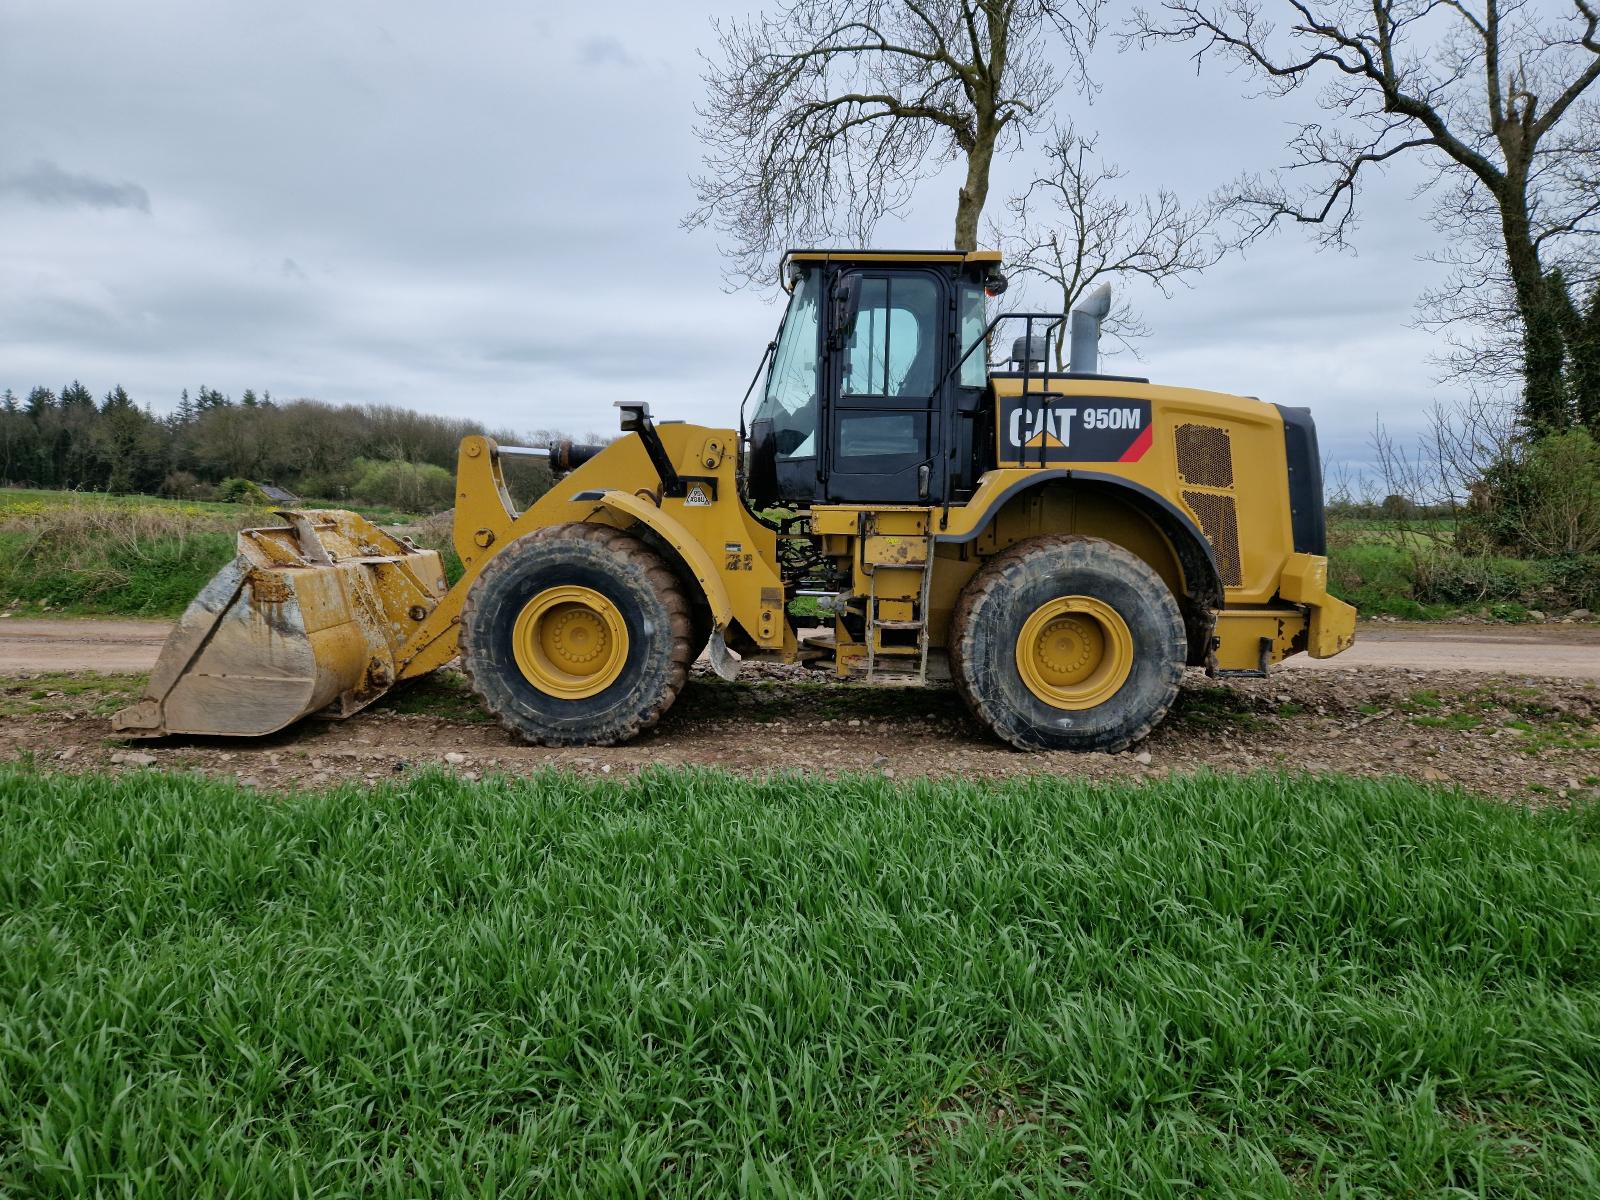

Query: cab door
[824,270,947,505]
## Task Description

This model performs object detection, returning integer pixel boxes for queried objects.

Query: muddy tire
[637,527,713,659]
[948,535,1186,752]
[459,523,694,746]
[682,592,714,662]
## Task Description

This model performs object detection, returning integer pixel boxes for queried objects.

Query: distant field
[0,486,274,520]
[2,489,1591,623]
[1325,515,1458,539]
[1,766,1598,1196]
[0,487,423,528]
[0,488,449,618]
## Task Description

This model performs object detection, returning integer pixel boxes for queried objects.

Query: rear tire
[459,523,694,746]
[948,535,1186,752]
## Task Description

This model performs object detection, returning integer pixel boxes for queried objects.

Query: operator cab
[747,249,999,508]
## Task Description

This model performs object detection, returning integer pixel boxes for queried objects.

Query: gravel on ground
[3,662,1595,806]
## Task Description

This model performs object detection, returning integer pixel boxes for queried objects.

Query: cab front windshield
[753,269,821,459]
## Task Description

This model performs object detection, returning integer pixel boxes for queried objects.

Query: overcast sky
[2,0,1463,471]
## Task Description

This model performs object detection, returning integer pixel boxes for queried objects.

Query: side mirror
[831,274,862,348]
[614,400,652,432]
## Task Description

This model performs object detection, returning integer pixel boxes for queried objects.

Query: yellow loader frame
[115,397,1354,741]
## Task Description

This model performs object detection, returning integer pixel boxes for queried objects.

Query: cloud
[0,2,1464,463]
[577,34,634,67]
[0,159,151,213]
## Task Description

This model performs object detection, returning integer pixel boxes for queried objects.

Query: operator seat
[897,324,939,399]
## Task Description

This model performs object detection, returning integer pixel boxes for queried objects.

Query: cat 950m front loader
[116,249,1354,751]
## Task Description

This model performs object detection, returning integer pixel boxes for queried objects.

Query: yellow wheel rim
[1015,596,1134,711]
[511,585,629,700]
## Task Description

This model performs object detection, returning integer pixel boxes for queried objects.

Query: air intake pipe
[1068,282,1113,375]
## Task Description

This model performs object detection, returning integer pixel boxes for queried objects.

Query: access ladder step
[860,659,924,677]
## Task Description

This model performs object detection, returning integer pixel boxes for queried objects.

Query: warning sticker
[685,484,711,507]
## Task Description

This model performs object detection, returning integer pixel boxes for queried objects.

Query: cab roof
[782,248,1003,268]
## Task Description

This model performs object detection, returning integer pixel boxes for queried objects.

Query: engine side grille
[1175,423,1235,489]
[1182,489,1243,587]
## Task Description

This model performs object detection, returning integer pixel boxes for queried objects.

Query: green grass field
[2,766,1598,1197]
[0,488,450,617]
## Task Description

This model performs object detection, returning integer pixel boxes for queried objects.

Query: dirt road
[1283,621,1600,679]
[0,618,172,674]
[2,617,1597,679]
[3,661,1595,804]
[1,615,1597,805]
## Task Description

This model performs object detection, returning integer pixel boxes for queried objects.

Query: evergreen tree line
[1525,271,1600,438]
[0,384,578,509]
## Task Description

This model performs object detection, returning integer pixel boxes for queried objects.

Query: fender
[574,489,744,680]
[573,488,735,627]
[939,468,1225,668]
[399,480,745,685]
[938,468,1225,608]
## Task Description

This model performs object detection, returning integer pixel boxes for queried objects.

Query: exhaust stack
[1068,282,1113,375]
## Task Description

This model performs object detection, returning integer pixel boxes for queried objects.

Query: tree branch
[688,0,1102,286]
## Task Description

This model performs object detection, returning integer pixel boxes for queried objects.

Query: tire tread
[948,534,1187,752]
[459,522,694,746]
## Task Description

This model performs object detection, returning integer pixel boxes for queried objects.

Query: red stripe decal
[1118,423,1154,462]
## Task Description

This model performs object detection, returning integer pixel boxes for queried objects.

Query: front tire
[459,523,694,746]
[948,535,1186,752]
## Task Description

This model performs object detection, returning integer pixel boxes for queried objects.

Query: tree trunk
[1501,196,1570,433]
[954,115,997,251]
[1054,291,1079,371]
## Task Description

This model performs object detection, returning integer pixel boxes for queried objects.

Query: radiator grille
[1175,423,1234,488]
[1182,489,1243,586]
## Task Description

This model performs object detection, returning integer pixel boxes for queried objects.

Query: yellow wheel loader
[115,249,1355,751]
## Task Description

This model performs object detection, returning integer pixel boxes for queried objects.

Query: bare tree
[687,0,1104,286]
[1369,390,1600,558]
[1128,0,1600,431]
[994,124,1221,367]
[1370,393,1516,518]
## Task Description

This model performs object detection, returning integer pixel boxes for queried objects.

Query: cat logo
[998,396,1152,464]
[1011,406,1077,449]
[685,484,711,507]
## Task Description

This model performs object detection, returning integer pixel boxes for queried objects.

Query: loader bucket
[113,510,448,738]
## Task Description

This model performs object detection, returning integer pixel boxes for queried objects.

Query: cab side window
[841,276,940,399]
[958,284,989,389]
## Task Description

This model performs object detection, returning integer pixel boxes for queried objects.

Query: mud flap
[707,626,741,682]
[113,510,446,738]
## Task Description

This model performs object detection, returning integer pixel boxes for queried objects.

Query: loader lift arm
[393,425,792,687]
